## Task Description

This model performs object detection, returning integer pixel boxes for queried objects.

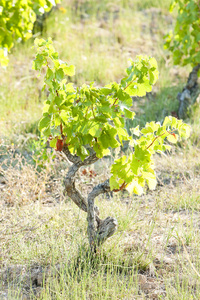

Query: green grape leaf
[50,138,57,148]
[142,171,157,190]
[39,116,51,131]
[99,131,117,149]
[126,179,143,195]
[60,111,69,124]
[62,65,75,76]
[167,134,178,143]
[55,68,65,82]
[88,123,102,137]
[33,54,44,70]
[101,88,112,95]
[124,108,135,119]
[102,148,111,156]
[125,83,138,96]
[109,175,120,190]
[43,126,51,137]
[93,142,104,158]
[130,154,141,175]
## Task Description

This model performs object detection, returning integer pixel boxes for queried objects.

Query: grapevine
[33,38,190,250]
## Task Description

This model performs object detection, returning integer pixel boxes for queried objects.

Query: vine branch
[146,130,174,150]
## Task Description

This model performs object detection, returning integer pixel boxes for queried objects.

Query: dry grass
[0,150,60,206]
[0,145,200,299]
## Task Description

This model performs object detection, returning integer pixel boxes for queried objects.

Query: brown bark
[63,145,118,251]
[177,64,200,119]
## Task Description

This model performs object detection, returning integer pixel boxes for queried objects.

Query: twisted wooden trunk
[178,64,200,119]
[62,145,118,251]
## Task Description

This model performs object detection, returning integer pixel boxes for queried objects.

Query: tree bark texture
[63,145,118,251]
[177,64,200,119]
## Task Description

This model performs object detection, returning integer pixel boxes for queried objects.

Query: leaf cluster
[164,0,200,68]
[33,38,190,195]
[0,0,59,66]
[110,117,190,194]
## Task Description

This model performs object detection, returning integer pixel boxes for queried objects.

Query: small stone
[138,274,147,285]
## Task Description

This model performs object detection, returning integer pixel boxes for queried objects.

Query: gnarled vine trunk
[177,64,200,119]
[62,145,118,251]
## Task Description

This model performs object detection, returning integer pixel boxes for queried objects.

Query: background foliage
[0,0,60,66]
[164,0,200,68]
